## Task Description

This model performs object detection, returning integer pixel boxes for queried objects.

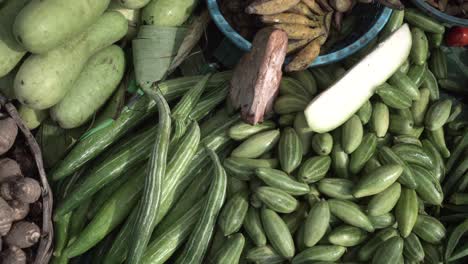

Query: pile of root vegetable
[426,0,468,18]
[0,98,52,264]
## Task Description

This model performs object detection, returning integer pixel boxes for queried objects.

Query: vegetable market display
[0,0,468,264]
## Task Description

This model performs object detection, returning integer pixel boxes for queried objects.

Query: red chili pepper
[446,26,468,47]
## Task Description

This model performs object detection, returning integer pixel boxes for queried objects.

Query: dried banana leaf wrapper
[133,26,188,88]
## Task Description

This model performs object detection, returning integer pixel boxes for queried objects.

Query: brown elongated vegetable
[246,0,301,15]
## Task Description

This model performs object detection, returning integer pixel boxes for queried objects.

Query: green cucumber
[389,114,413,135]
[255,168,309,196]
[288,69,317,96]
[318,178,355,200]
[292,245,346,263]
[278,127,303,173]
[380,10,404,39]
[213,233,245,264]
[426,127,450,158]
[256,187,298,214]
[407,63,427,88]
[424,99,452,131]
[392,143,434,169]
[421,139,446,181]
[353,164,403,198]
[243,207,267,247]
[371,102,390,137]
[341,115,363,154]
[357,228,399,261]
[388,71,420,100]
[279,114,295,127]
[413,214,446,244]
[369,213,396,229]
[282,202,308,235]
[327,225,367,247]
[403,233,424,262]
[368,182,401,216]
[311,133,333,156]
[261,208,295,258]
[228,121,276,141]
[279,77,312,99]
[395,188,419,237]
[274,96,309,114]
[175,149,227,264]
[349,132,378,174]
[422,69,439,100]
[224,157,278,181]
[219,191,249,236]
[372,236,404,264]
[393,135,422,147]
[411,88,430,126]
[404,8,445,34]
[378,146,417,189]
[357,100,372,125]
[246,246,285,264]
[429,48,447,79]
[304,200,330,247]
[412,165,443,205]
[410,27,428,65]
[376,83,412,109]
[298,156,332,183]
[231,130,280,158]
[330,136,350,179]
[328,199,374,232]
[294,113,313,155]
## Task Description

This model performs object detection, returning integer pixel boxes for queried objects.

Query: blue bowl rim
[207,0,393,67]
[411,0,468,27]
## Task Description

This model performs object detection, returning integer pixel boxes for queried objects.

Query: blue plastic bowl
[411,0,468,27]
[207,0,393,67]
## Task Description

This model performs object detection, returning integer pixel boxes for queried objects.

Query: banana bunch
[245,0,403,72]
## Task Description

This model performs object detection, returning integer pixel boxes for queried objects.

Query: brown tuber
[0,197,13,236]
[1,178,41,204]
[230,28,288,125]
[0,118,18,156]
[4,221,41,249]
[0,158,23,183]
[1,246,27,264]
[7,200,30,221]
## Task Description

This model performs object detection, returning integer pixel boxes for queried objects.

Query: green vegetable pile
[2,0,468,263]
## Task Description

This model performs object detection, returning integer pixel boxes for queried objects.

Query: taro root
[1,178,41,204]
[1,246,27,264]
[0,158,23,183]
[0,197,13,236]
[230,28,288,125]
[8,200,30,221]
[0,117,18,155]
[4,221,41,249]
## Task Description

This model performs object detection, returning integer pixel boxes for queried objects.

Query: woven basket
[0,95,53,264]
